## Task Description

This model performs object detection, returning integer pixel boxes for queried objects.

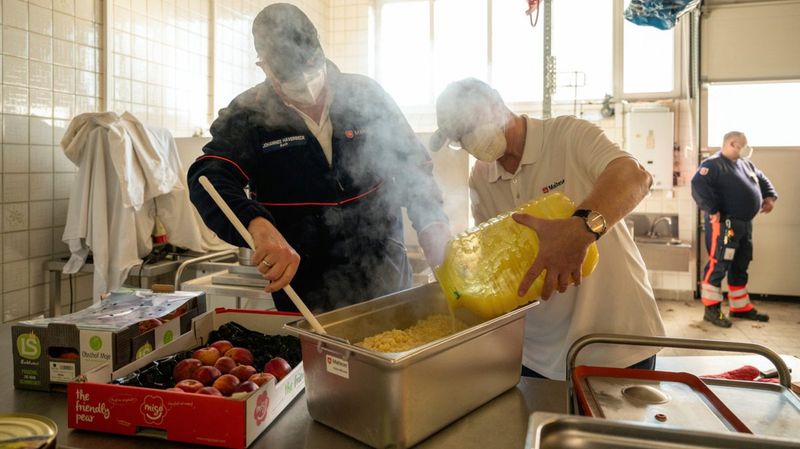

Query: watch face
[587,211,607,234]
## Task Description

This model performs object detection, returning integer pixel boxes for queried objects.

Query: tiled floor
[657,297,800,357]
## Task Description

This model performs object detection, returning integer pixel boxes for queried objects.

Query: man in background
[692,131,777,327]
[189,4,450,312]
[430,78,665,380]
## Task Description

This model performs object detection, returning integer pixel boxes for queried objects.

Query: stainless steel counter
[0,323,567,448]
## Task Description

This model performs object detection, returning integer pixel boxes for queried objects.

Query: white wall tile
[2,144,28,172]
[29,5,53,36]
[2,86,28,115]
[2,55,28,86]
[29,228,52,257]
[28,200,53,228]
[52,38,74,66]
[75,0,94,21]
[52,12,75,41]
[52,145,74,171]
[3,0,29,30]
[30,0,52,9]
[2,27,28,58]
[52,173,73,198]
[29,173,53,200]
[31,87,54,118]
[3,288,30,321]
[53,65,75,93]
[2,172,29,203]
[76,45,96,71]
[29,257,49,286]
[75,18,96,46]
[2,115,29,144]
[2,202,28,233]
[29,61,53,89]
[29,284,47,316]
[75,70,96,96]
[52,92,73,119]
[30,117,52,144]
[52,199,68,227]
[74,94,95,114]
[51,118,68,145]
[3,231,29,262]
[53,0,75,15]
[52,226,68,253]
[28,33,52,63]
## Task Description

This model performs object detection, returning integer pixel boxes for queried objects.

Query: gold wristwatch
[572,209,607,240]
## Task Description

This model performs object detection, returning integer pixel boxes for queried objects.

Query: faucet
[647,217,673,238]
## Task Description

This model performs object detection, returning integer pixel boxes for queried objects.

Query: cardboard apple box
[67,309,305,449]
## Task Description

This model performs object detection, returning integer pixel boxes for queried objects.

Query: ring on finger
[261,259,274,268]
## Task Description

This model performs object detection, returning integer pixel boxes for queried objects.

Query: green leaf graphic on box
[17,333,41,360]
[136,342,153,359]
[163,330,173,344]
[89,335,103,351]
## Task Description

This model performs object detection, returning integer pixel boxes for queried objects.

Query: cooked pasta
[356,314,467,352]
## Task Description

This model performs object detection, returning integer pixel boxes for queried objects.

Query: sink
[634,236,684,246]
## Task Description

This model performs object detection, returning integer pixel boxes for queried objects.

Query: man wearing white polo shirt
[430,78,665,380]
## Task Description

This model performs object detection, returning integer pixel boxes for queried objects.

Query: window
[623,0,676,94]
[376,0,680,125]
[707,82,800,147]
[377,1,431,107]
[552,0,613,102]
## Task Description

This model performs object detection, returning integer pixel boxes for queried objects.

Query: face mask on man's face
[741,145,753,158]
[279,64,327,106]
[461,124,507,162]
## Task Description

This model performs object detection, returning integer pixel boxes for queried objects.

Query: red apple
[235,381,259,394]
[165,387,184,393]
[209,340,233,355]
[248,372,276,387]
[229,365,257,382]
[192,347,221,366]
[175,379,204,393]
[197,386,223,396]
[193,365,222,386]
[224,347,254,366]
[263,357,292,381]
[213,374,240,396]
[214,356,237,374]
[173,358,203,382]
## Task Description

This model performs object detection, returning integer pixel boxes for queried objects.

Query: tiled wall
[328,0,371,76]
[111,0,210,137]
[1,0,102,321]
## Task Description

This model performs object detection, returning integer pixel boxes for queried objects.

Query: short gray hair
[723,131,746,147]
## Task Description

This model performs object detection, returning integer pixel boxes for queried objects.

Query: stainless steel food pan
[526,412,799,449]
[284,282,538,449]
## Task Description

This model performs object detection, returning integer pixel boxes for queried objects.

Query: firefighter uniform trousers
[701,216,754,312]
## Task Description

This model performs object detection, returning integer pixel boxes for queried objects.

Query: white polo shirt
[469,115,665,380]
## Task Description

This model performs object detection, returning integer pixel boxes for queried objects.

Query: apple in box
[224,347,254,366]
[213,374,240,396]
[264,357,292,381]
[209,340,233,355]
[249,372,276,387]
[193,366,222,386]
[175,379,204,393]
[214,356,237,374]
[193,347,221,366]
[173,358,203,382]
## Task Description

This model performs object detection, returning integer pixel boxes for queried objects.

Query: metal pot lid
[572,367,751,434]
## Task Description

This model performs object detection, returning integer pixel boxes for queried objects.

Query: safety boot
[730,308,770,322]
[703,304,732,328]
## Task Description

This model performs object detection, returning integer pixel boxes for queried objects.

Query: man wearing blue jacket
[188,4,450,312]
[691,131,777,327]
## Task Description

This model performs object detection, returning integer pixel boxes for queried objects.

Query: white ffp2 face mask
[741,145,753,159]
[280,65,327,106]
[461,124,507,162]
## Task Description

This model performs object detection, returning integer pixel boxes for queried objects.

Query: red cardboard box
[67,309,305,449]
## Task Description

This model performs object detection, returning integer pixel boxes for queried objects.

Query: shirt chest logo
[541,179,565,194]
[261,135,307,153]
[343,129,367,139]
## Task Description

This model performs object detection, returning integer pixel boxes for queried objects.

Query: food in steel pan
[356,314,468,352]
[0,414,58,449]
[112,322,301,397]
